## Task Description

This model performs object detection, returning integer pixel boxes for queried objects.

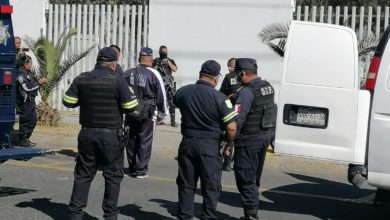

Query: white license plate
[296,111,326,126]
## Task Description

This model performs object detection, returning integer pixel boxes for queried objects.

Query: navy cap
[199,60,221,76]
[139,47,153,56]
[235,58,258,71]
[96,47,117,62]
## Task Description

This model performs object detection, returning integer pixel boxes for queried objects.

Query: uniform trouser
[126,118,154,174]
[18,100,37,139]
[176,138,222,220]
[68,128,124,220]
[233,142,268,217]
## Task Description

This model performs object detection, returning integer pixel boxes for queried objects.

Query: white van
[275,21,390,204]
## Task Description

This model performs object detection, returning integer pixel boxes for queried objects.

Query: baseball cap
[235,58,258,71]
[139,47,153,56]
[199,60,222,77]
[96,47,117,62]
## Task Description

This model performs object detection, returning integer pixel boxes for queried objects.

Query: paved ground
[1,115,389,220]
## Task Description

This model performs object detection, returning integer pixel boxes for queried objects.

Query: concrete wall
[10,0,48,45]
[149,0,293,91]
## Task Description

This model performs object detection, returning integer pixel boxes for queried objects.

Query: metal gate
[46,3,149,110]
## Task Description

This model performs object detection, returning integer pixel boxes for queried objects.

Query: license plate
[296,110,326,126]
[283,104,329,129]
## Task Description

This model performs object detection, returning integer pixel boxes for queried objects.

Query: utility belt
[81,126,129,149]
[81,127,120,134]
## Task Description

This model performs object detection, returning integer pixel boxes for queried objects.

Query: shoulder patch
[225,100,233,109]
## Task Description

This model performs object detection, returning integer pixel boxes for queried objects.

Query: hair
[14,36,21,41]
[159,45,167,50]
[96,60,116,68]
[19,54,32,65]
[227,58,236,64]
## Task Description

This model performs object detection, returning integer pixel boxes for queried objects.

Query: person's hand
[223,144,234,157]
[38,78,47,85]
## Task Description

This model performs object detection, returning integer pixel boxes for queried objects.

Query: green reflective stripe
[122,99,138,109]
[223,111,238,122]
[63,95,78,104]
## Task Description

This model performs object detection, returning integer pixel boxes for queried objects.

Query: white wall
[10,0,47,44]
[149,0,293,90]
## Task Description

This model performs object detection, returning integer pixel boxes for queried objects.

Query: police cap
[199,60,221,77]
[235,58,258,71]
[139,47,153,56]
[96,47,117,62]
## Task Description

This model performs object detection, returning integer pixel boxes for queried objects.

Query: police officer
[16,55,47,147]
[63,47,138,220]
[220,58,240,97]
[174,60,238,220]
[229,58,275,220]
[123,47,166,178]
[220,58,241,172]
[110,44,124,76]
[153,45,178,127]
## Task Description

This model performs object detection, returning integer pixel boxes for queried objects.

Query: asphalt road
[1,148,389,220]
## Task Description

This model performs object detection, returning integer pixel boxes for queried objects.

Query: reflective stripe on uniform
[223,110,238,123]
[121,99,138,109]
[63,94,78,104]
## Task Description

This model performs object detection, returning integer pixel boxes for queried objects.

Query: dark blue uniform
[63,47,138,220]
[220,71,241,97]
[232,77,274,219]
[123,64,166,177]
[16,69,40,145]
[114,63,123,77]
[174,79,238,220]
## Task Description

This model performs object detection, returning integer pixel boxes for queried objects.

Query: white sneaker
[136,173,149,179]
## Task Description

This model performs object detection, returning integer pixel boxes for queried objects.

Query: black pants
[176,138,222,220]
[126,118,154,174]
[68,128,124,220]
[234,142,268,217]
[18,100,37,139]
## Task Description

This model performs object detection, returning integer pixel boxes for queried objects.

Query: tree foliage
[25,28,94,103]
[296,0,390,6]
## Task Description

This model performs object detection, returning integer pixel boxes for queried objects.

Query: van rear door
[366,26,390,189]
[275,21,370,164]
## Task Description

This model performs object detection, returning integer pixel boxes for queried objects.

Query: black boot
[170,114,178,127]
[240,207,258,220]
[222,156,232,172]
[20,136,31,147]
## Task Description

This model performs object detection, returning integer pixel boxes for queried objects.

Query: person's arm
[62,77,80,108]
[117,76,138,112]
[18,73,45,93]
[168,58,177,72]
[219,76,229,96]
[234,88,254,134]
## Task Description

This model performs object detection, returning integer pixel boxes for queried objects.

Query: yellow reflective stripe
[122,99,138,109]
[63,94,78,104]
[223,111,238,122]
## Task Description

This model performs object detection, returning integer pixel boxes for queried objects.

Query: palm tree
[259,22,379,58]
[259,22,379,88]
[25,27,94,103]
[24,27,94,126]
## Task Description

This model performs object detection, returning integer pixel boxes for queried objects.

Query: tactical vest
[240,81,276,135]
[77,72,123,128]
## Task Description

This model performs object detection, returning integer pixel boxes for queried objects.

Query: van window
[285,24,356,89]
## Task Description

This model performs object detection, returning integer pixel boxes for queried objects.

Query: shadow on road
[57,149,78,158]
[150,197,235,220]
[218,173,390,220]
[119,203,175,220]
[15,198,98,220]
[0,186,35,197]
